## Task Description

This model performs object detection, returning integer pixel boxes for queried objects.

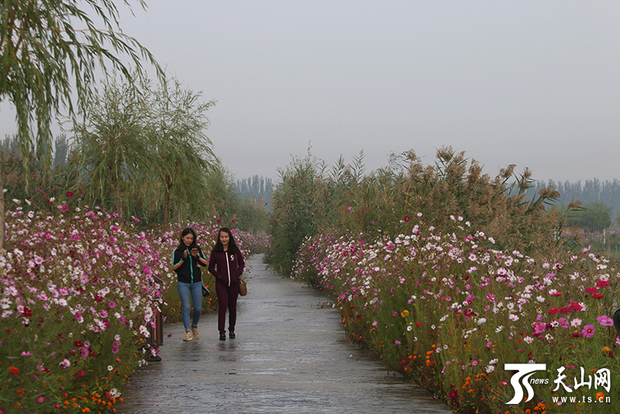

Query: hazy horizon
[2,1,620,184]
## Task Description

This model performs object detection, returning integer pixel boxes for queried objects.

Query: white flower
[486,365,495,373]
[509,314,519,321]
[524,336,534,344]
[477,318,487,326]
[108,365,114,371]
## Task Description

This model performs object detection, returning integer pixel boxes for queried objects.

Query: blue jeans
[177,281,202,331]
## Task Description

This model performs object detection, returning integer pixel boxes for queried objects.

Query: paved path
[116,255,452,414]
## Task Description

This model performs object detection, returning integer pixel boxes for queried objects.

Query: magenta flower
[582,324,595,338]
[597,315,614,327]
[558,318,569,328]
[395,340,401,345]
[109,301,116,309]
[36,395,46,403]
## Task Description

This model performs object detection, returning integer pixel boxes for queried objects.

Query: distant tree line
[236,175,273,208]
[526,179,620,231]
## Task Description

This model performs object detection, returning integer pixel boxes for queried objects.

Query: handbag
[201,282,210,297]
[239,279,247,296]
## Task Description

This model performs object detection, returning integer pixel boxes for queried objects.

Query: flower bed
[292,215,620,413]
[0,202,252,413]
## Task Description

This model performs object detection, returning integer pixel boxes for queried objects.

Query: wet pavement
[116,255,453,414]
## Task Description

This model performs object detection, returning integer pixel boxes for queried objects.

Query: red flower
[73,341,83,347]
[571,331,583,338]
[596,280,610,288]
[8,366,19,374]
[23,307,32,317]
[586,287,598,294]
[592,294,603,299]
[549,307,560,315]
[74,370,84,377]
[404,216,410,222]
[416,322,421,327]
[570,302,582,311]
[66,191,74,197]
[15,389,24,395]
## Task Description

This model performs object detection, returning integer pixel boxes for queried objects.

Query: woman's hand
[190,248,198,257]
[183,249,188,258]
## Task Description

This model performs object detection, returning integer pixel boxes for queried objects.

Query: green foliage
[267,147,574,277]
[0,0,162,249]
[72,73,156,217]
[233,196,269,233]
[568,201,612,232]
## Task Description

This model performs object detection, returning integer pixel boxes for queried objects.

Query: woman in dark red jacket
[208,227,245,340]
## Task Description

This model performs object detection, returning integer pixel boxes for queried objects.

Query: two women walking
[171,227,245,341]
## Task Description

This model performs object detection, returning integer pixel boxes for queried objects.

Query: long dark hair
[177,227,198,250]
[213,227,239,254]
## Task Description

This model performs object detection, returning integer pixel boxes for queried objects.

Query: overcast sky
[4,1,620,184]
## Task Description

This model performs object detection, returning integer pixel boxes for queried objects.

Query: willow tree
[73,74,156,216]
[0,0,161,248]
[150,77,216,224]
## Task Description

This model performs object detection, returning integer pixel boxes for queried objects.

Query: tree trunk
[114,182,122,217]
[164,189,170,225]
[0,158,4,251]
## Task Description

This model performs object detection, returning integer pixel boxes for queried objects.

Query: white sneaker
[183,330,193,341]
[191,325,200,339]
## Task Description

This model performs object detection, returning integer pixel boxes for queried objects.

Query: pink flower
[395,340,401,345]
[109,301,116,309]
[347,206,352,211]
[558,318,569,328]
[597,315,614,327]
[132,216,140,222]
[582,324,595,338]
